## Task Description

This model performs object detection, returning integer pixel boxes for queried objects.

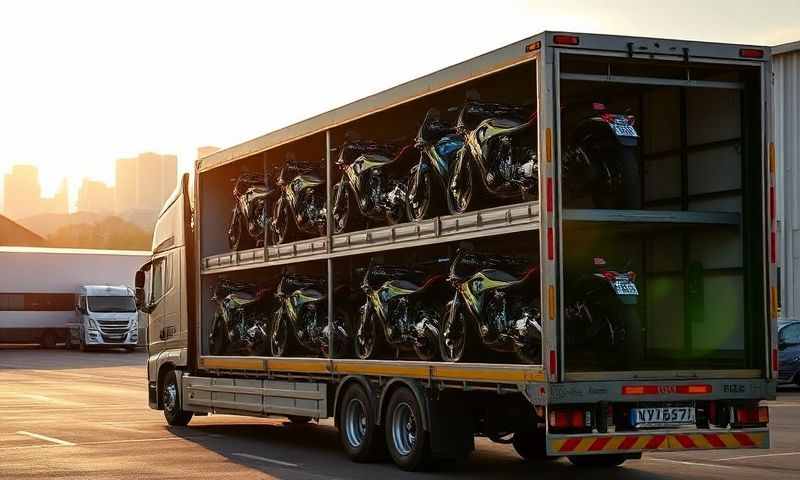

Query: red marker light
[772,348,779,372]
[549,350,557,376]
[546,177,553,213]
[739,48,764,59]
[553,34,579,46]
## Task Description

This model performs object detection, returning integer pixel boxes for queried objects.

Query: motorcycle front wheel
[269,309,295,357]
[228,209,242,251]
[405,166,435,222]
[439,301,478,362]
[354,304,387,360]
[209,313,228,355]
[270,199,293,245]
[325,307,353,359]
[412,312,440,362]
[332,182,354,234]
[446,152,474,215]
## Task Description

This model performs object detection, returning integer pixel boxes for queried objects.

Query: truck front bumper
[548,428,768,456]
[85,329,138,346]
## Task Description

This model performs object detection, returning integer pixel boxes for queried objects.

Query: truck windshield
[88,296,136,313]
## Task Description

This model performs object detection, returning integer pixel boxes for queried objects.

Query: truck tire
[163,370,193,427]
[339,383,384,462]
[512,430,558,462]
[384,387,433,471]
[568,453,630,467]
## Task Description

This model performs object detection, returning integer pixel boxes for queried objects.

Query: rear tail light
[734,405,769,426]
[553,34,580,46]
[739,48,764,59]
[550,408,592,429]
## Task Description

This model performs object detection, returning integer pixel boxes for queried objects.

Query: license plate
[611,123,638,138]
[631,407,695,427]
[612,278,639,296]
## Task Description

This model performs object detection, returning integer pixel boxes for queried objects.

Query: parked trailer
[139,32,776,471]
[0,247,149,347]
[774,40,800,320]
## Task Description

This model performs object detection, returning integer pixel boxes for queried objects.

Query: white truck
[138,32,777,471]
[0,246,149,348]
[68,285,139,351]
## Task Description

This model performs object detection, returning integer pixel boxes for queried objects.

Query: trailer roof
[198,31,767,173]
[773,40,800,56]
[0,246,151,256]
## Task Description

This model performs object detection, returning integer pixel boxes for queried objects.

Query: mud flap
[428,391,475,460]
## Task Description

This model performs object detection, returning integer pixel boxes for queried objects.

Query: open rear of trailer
[140,32,776,471]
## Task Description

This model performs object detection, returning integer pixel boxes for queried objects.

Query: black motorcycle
[331,141,414,233]
[562,103,641,209]
[405,108,465,222]
[269,272,351,358]
[227,173,275,251]
[270,160,327,244]
[563,256,636,369]
[355,259,451,360]
[446,101,539,215]
[439,250,542,364]
[209,279,273,356]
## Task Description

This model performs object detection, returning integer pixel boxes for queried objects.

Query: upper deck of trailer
[196,31,768,174]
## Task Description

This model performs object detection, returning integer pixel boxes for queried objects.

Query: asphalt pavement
[1,348,799,479]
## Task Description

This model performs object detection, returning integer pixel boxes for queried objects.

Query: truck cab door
[146,256,167,354]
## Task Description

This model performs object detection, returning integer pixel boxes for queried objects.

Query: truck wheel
[512,430,557,461]
[568,454,629,467]
[385,387,433,471]
[163,370,193,427]
[339,383,384,462]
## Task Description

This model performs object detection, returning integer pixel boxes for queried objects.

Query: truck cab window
[151,258,165,303]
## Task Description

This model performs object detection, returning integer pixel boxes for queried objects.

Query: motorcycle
[209,279,273,356]
[405,108,466,222]
[355,259,451,360]
[270,160,328,244]
[563,256,636,369]
[562,102,641,209]
[269,271,352,358]
[439,250,542,364]
[446,101,539,215]
[227,173,275,251]
[331,140,415,233]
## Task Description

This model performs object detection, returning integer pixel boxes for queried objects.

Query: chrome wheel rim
[164,382,177,413]
[391,402,417,456]
[344,398,368,448]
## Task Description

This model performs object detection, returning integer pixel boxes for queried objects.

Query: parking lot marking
[233,452,300,468]
[648,457,735,469]
[716,451,800,461]
[16,431,75,446]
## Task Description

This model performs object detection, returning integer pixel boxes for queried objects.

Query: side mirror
[135,270,146,310]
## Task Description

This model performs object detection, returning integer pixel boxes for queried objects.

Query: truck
[137,31,777,471]
[67,285,140,351]
[0,246,149,348]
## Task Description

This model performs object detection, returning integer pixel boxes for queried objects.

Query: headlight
[130,317,138,329]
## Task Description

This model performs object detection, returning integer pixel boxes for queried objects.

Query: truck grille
[97,320,129,335]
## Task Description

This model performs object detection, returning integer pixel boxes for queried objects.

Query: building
[41,178,69,216]
[115,152,178,215]
[774,40,800,319]
[3,165,41,221]
[77,179,114,214]
[0,214,46,247]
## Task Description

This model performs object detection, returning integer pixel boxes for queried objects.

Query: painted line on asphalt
[16,431,75,446]
[0,435,210,451]
[716,451,800,461]
[648,458,735,470]
[233,453,300,468]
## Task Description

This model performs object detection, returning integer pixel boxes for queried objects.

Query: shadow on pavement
[0,348,145,370]
[171,420,670,480]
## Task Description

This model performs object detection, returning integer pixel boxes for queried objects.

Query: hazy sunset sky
[1,0,798,209]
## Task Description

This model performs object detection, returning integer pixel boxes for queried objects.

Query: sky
[0,0,798,210]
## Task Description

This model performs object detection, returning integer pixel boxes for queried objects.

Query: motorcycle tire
[354,304,388,360]
[270,199,294,245]
[269,309,297,357]
[209,314,227,355]
[405,164,439,222]
[513,342,542,365]
[228,210,242,251]
[326,307,353,359]
[439,300,479,363]
[620,147,642,209]
[446,150,475,215]
[332,182,360,234]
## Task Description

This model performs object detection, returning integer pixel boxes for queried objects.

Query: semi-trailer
[137,31,776,471]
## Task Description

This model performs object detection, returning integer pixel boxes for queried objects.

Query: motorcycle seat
[481,269,520,283]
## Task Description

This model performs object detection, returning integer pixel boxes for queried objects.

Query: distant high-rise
[77,178,114,214]
[41,178,69,216]
[3,165,42,220]
[114,152,178,214]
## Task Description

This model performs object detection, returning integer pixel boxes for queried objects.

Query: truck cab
[69,285,139,351]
